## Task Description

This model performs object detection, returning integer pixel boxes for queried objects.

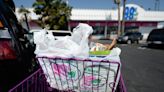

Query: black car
[147,28,164,47]
[0,0,38,91]
[117,32,143,44]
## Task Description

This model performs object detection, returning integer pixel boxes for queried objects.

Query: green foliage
[33,0,72,30]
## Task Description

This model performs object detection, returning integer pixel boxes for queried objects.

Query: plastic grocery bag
[37,47,121,92]
[34,23,93,58]
[70,23,93,58]
[35,23,121,92]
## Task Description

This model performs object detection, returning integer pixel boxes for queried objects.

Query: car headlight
[123,36,128,40]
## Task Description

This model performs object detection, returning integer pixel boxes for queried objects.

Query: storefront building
[16,4,164,39]
[69,4,164,39]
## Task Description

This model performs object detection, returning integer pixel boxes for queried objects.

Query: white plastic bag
[70,23,93,58]
[35,23,121,92]
[34,23,93,58]
[37,47,121,92]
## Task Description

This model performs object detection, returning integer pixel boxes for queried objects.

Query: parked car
[0,0,38,91]
[50,30,72,40]
[0,28,16,60]
[147,28,164,47]
[117,31,143,44]
[27,29,72,45]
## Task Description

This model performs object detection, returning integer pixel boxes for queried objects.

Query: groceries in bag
[34,23,121,92]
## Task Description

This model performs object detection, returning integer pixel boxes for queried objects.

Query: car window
[150,29,163,36]
[52,32,71,36]
[148,29,164,41]
[135,33,141,36]
[124,32,132,36]
[0,28,11,39]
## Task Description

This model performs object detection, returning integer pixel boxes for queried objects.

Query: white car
[27,29,72,44]
[48,30,72,40]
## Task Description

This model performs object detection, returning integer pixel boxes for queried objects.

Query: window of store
[92,25,105,35]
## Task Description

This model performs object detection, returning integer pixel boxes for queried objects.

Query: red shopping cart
[9,57,127,92]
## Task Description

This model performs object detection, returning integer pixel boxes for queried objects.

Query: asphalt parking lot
[118,44,164,92]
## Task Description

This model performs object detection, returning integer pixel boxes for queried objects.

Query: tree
[18,5,31,31]
[121,0,126,35]
[33,0,72,30]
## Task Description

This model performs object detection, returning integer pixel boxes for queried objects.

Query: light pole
[114,0,121,37]
[19,5,30,31]
[155,0,160,11]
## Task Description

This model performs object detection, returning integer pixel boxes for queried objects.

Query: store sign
[124,6,138,20]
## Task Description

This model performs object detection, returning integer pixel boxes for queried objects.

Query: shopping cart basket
[8,68,48,92]
[38,56,122,92]
[9,58,126,92]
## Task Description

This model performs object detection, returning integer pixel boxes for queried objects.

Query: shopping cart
[9,57,127,92]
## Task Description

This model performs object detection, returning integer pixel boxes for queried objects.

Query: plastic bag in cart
[35,23,121,92]
[34,23,93,58]
[37,47,121,92]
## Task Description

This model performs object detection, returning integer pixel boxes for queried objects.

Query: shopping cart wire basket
[8,68,48,92]
[9,56,127,92]
[37,57,121,92]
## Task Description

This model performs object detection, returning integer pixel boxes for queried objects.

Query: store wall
[158,22,164,28]
[139,26,157,40]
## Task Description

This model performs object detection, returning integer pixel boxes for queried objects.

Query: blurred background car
[117,31,143,44]
[147,28,164,48]
[26,29,72,46]
[50,30,72,40]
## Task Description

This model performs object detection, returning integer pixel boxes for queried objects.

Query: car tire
[147,43,154,48]
[136,40,139,44]
[127,40,132,44]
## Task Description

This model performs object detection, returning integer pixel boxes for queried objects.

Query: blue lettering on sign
[124,7,137,20]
